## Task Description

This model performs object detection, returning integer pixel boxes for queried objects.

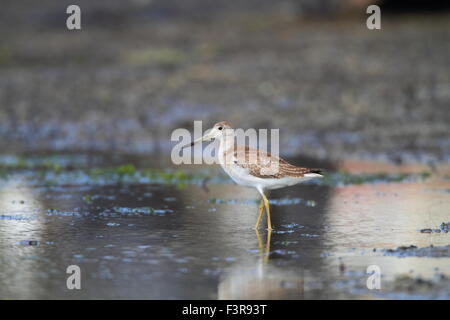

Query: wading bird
[183,121,323,230]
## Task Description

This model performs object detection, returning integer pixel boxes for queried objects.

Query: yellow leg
[254,199,265,229]
[261,192,272,230]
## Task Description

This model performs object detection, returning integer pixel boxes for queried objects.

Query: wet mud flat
[0,153,449,299]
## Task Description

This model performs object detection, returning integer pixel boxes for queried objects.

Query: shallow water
[0,154,449,299]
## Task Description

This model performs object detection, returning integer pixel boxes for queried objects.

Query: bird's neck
[217,133,235,164]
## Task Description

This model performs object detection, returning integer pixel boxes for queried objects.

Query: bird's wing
[227,146,321,179]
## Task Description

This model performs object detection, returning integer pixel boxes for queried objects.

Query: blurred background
[1,0,449,163]
[1,0,450,300]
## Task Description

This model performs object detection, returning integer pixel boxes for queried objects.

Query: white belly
[220,162,313,191]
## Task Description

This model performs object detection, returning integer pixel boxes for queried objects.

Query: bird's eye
[218,127,223,130]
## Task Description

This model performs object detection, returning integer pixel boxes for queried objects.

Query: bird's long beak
[181,130,215,149]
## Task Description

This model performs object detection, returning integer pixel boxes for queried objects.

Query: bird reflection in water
[218,229,304,299]
[256,229,271,265]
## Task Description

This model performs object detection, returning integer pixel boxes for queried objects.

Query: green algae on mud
[0,161,433,187]
[0,164,205,187]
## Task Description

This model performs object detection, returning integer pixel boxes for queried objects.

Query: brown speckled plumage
[224,146,323,179]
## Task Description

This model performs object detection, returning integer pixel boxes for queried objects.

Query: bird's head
[182,121,233,149]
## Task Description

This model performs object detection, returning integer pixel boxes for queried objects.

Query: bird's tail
[305,168,324,178]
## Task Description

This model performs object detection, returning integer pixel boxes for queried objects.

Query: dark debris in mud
[17,240,40,246]
[384,245,450,258]
[392,275,435,292]
[334,266,450,299]
[379,273,450,299]
[420,222,450,234]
